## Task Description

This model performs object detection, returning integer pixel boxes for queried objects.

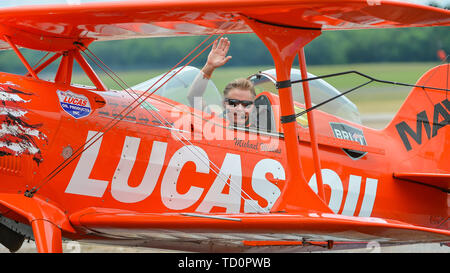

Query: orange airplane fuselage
[0,65,447,241]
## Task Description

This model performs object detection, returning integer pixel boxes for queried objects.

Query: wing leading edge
[0,0,450,51]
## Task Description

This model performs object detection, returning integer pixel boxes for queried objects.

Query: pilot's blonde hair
[223,78,256,97]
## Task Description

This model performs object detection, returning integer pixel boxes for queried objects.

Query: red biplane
[0,0,449,253]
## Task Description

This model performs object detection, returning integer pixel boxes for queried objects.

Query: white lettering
[341,175,361,216]
[178,257,212,270]
[358,178,378,217]
[244,158,284,213]
[308,170,378,216]
[65,132,288,214]
[65,131,108,197]
[111,139,167,203]
[196,153,242,213]
[334,129,342,139]
[341,131,350,140]
[308,169,343,213]
[161,145,209,210]
[367,0,381,6]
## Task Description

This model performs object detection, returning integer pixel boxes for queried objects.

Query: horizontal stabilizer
[393,172,450,193]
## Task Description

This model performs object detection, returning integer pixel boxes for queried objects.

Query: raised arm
[187,37,232,109]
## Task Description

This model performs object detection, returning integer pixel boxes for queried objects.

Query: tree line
[0,26,449,73]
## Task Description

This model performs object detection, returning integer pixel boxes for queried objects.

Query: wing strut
[53,47,107,91]
[0,33,107,91]
[244,17,331,213]
[0,193,76,253]
[298,48,325,201]
[55,50,74,85]
[73,48,108,91]
[26,52,62,77]
[3,35,38,80]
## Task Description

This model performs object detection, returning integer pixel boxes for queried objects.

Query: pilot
[187,37,256,127]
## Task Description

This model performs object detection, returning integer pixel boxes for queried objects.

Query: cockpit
[131,66,362,134]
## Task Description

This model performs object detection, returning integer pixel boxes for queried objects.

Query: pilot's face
[224,88,255,126]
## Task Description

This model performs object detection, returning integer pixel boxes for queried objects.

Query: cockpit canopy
[132,66,362,128]
[132,66,223,112]
[248,69,362,124]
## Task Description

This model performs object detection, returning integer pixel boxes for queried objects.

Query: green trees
[0,26,448,73]
[307,26,449,64]
[90,26,450,67]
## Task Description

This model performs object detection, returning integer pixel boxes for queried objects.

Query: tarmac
[0,240,448,253]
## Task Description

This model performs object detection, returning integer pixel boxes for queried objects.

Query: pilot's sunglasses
[225,98,254,107]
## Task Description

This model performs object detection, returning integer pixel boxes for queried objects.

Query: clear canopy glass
[131,66,224,114]
[132,66,362,127]
[248,69,362,124]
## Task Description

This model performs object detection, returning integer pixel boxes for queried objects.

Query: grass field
[71,62,442,116]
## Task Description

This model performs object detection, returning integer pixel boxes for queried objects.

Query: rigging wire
[446,57,449,100]
[31,51,51,70]
[76,32,265,213]
[26,31,222,196]
[292,69,450,118]
[27,22,265,213]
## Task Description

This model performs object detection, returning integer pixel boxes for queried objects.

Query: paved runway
[0,240,449,253]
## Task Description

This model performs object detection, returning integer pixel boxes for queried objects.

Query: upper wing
[69,207,450,252]
[1,0,450,51]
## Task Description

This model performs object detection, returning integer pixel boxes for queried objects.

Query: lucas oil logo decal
[65,131,285,213]
[65,131,379,216]
[57,90,91,119]
[330,122,367,160]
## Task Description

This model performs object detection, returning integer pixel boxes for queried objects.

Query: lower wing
[69,207,450,252]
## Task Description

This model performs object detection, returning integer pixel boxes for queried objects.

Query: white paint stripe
[0,123,44,139]
[0,107,27,117]
[0,91,29,103]
[0,141,39,155]
[358,178,378,217]
[322,213,387,224]
[341,175,362,216]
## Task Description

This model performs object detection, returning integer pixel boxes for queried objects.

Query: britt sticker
[329,122,367,160]
[57,90,91,119]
